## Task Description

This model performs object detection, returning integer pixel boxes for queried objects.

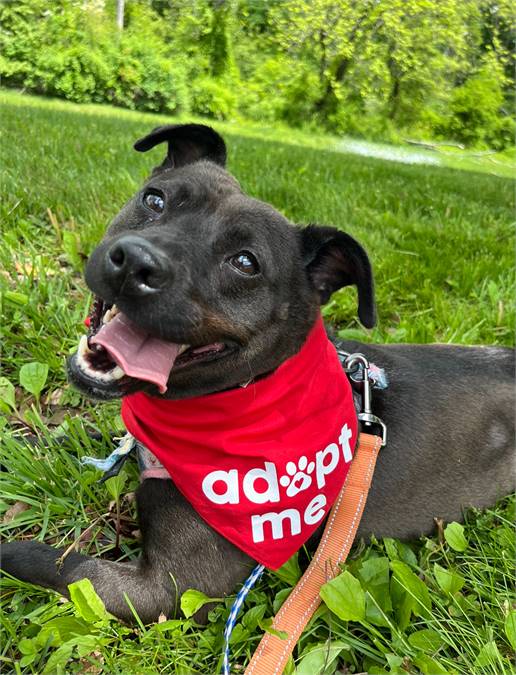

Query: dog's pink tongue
[90,314,181,393]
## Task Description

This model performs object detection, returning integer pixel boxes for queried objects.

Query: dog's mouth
[71,297,229,395]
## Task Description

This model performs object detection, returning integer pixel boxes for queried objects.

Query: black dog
[2,125,514,623]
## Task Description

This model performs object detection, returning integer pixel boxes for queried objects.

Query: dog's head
[67,124,376,400]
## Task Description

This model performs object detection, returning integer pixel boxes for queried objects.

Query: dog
[2,124,514,624]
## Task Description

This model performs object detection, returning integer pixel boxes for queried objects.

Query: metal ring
[343,352,370,374]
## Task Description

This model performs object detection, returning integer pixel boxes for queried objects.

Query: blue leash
[222,564,265,675]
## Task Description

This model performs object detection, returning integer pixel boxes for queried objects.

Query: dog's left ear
[134,124,226,170]
[300,225,376,328]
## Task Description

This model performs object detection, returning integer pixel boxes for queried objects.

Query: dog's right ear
[134,124,226,171]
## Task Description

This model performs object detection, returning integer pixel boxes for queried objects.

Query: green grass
[0,89,514,674]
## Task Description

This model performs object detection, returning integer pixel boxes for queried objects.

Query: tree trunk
[314,56,351,114]
[313,12,372,115]
[386,48,401,120]
[116,0,125,31]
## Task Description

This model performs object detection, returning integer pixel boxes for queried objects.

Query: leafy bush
[239,57,292,123]
[111,36,189,114]
[1,2,109,101]
[326,99,393,141]
[444,55,515,150]
[0,0,189,114]
[28,45,112,104]
[280,67,322,128]
[190,77,237,120]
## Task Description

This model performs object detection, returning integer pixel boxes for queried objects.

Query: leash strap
[244,432,382,675]
[223,563,266,675]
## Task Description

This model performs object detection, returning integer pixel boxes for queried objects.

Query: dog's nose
[104,235,171,296]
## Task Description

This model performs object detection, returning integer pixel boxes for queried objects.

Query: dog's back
[337,341,515,539]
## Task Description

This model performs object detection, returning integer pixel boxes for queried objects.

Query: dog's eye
[143,191,165,214]
[229,251,260,275]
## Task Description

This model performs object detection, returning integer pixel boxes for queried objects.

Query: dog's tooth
[78,335,92,357]
[111,366,125,380]
[76,351,86,368]
[103,304,121,324]
[81,362,97,378]
[99,366,124,383]
[178,344,190,355]
[76,350,91,372]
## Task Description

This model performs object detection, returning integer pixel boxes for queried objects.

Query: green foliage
[281,67,323,128]
[505,610,516,650]
[19,361,49,401]
[272,552,302,586]
[445,54,515,149]
[180,589,222,618]
[206,0,236,78]
[263,0,514,147]
[238,56,295,122]
[320,570,366,622]
[7,578,117,673]
[112,36,189,114]
[444,522,469,552]
[0,0,514,149]
[0,377,17,412]
[295,640,349,674]
[433,563,465,595]
[68,578,111,624]
[191,77,237,120]
[0,0,189,114]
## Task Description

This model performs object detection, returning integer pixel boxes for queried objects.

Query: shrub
[28,45,113,104]
[239,57,292,123]
[0,0,189,115]
[240,57,323,128]
[442,54,514,150]
[0,1,112,101]
[190,78,237,120]
[111,36,189,114]
[280,67,322,128]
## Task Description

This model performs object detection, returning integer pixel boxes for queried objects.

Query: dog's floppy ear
[300,225,376,328]
[134,124,226,170]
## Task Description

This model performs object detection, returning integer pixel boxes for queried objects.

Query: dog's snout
[104,235,171,296]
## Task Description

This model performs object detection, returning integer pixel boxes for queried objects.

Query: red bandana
[121,317,357,569]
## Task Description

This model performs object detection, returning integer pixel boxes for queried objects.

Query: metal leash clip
[342,352,387,447]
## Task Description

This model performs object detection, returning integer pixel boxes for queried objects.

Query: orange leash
[245,432,383,675]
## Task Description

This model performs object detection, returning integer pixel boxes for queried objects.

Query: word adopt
[202,423,354,545]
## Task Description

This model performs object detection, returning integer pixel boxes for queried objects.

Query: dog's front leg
[2,479,252,623]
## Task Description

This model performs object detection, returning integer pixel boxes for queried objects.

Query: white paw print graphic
[280,456,315,497]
